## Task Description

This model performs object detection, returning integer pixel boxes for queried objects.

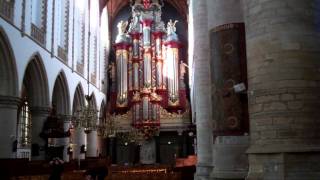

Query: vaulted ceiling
[105,0,188,24]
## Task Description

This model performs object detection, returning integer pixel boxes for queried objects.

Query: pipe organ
[109,0,188,138]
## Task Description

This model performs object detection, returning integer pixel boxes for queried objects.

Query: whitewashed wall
[0,0,108,113]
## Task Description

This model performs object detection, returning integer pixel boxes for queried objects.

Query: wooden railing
[0,0,14,22]
[17,148,31,160]
[0,158,110,180]
[107,165,184,180]
[31,23,46,45]
[175,155,197,167]
[58,46,68,62]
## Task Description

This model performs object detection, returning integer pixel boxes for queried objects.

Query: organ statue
[108,0,189,140]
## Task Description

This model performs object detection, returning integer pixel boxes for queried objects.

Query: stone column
[73,128,86,160]
[61,115,72,162]
[97,136,107,157]
[0,96,20,158]
[193,0,214,179]
[30,106,51,160]
[244,0,320,179]
[86,130,98,157]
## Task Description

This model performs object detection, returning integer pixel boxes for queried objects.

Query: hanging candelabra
[72,95,98,134]
[97,114,118,138]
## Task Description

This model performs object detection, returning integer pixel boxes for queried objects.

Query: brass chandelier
[97,114,117,138]
[72,94,98,134]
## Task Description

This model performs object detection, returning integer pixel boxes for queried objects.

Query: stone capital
[0,95,21,108]
[30,106,51,116]
[59,114,73,123]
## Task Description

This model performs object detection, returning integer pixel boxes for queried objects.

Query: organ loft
[107,0,192,165]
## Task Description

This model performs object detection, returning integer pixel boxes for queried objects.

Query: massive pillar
[0,96,20,158]
[30,106,51,160]
[193,0,213,179]
[86,130,98,157]
[62,115,72,162]
[207,0,249,179]
[244,0,320,179]
[74,128,86,160]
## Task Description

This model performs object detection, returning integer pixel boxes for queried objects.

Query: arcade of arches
[0,0,320,179]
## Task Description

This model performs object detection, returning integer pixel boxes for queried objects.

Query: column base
[195,164,213,180]
[247,151,320,180]
[211,136,249,180]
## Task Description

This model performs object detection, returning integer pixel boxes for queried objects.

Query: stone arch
[0,27,19,97]
[71,83,86,160]
[23,52,50,107]
[52,70,70,115]
[99,100,106,122]
[89,92,97,110]
[72,83,85,113]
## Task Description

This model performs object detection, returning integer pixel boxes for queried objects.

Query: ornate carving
[166,19,178,35]
[154,10,165,32]
[159,106,189,119]
[117,20,128,36]
[132,92,141,102]
[150,89,162,102]
[112,111,132,124]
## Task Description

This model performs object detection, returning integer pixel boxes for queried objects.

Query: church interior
[0,0,320,179]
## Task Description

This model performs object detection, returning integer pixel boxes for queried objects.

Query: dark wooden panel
[210,23,249,137]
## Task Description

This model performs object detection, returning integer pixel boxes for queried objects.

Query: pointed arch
[89,92,97,111]
[0,27,19,97]
[23,52,49,107]
[99,100,106,125]
[72,83,85,114]
[52,70,71,115]
[88,92,98,125]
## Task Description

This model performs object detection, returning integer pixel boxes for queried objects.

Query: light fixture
[72,94,98,134]
[117,127,145,145]
[97,114,117,138]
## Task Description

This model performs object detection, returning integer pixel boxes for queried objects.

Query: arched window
[57,0,70,61]
[90,0,99,84]
[16,96,32,159]
[75,0,86,75]
[100,7,109,89]
[18,98,32,147]
[0,0,15,22]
